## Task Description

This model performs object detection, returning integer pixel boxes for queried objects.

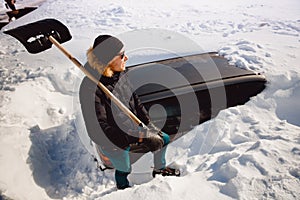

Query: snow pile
[0,0,300,199]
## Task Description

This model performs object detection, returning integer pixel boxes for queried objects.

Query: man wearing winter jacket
[79,35,176,189]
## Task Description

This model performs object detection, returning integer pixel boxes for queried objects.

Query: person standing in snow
[4,0,16,11]
[79,35,177,189]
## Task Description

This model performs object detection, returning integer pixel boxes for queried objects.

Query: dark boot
[152,167,180,178]
[115,170,131,189]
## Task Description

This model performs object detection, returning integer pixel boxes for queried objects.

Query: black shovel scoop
[4,18,72,54]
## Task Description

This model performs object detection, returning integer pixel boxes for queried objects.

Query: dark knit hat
[92,35,124,66]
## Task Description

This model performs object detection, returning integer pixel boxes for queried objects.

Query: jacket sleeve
[132,92,150,125]
[95,87,130,148]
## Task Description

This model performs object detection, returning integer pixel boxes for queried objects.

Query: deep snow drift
[0,0,300,200]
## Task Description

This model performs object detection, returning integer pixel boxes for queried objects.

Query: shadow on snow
[27,120,105,199]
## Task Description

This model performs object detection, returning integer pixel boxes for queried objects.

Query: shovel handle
[48,36,145,127]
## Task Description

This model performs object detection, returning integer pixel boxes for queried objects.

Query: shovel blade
[4,18,72,54]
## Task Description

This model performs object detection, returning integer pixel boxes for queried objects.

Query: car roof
[127,53,258,97]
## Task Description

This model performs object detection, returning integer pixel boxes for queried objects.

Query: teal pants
[101,132,170,188]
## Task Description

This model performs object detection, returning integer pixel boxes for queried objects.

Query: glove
[139,123,164,152]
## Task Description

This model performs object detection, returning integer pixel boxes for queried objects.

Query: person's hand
[139,124,164,152]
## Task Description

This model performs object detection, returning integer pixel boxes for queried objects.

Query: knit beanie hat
[92,35,124,66]
[87,35,124,76]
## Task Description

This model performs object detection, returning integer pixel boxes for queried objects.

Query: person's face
[108,49,128,72]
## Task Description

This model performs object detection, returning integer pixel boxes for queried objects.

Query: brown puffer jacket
[79,66,150,150]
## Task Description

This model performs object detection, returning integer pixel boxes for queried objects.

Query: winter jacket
[79,66,150,150]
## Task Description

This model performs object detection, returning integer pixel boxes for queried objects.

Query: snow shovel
[4,18,146,131]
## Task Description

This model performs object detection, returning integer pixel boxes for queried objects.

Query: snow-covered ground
[0,0,300,199]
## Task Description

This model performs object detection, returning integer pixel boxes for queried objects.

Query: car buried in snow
[126,52,266,139]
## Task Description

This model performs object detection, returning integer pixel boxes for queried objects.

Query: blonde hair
[87,47,114,77]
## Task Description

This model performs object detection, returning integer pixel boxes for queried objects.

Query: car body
[126,52,266,137]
